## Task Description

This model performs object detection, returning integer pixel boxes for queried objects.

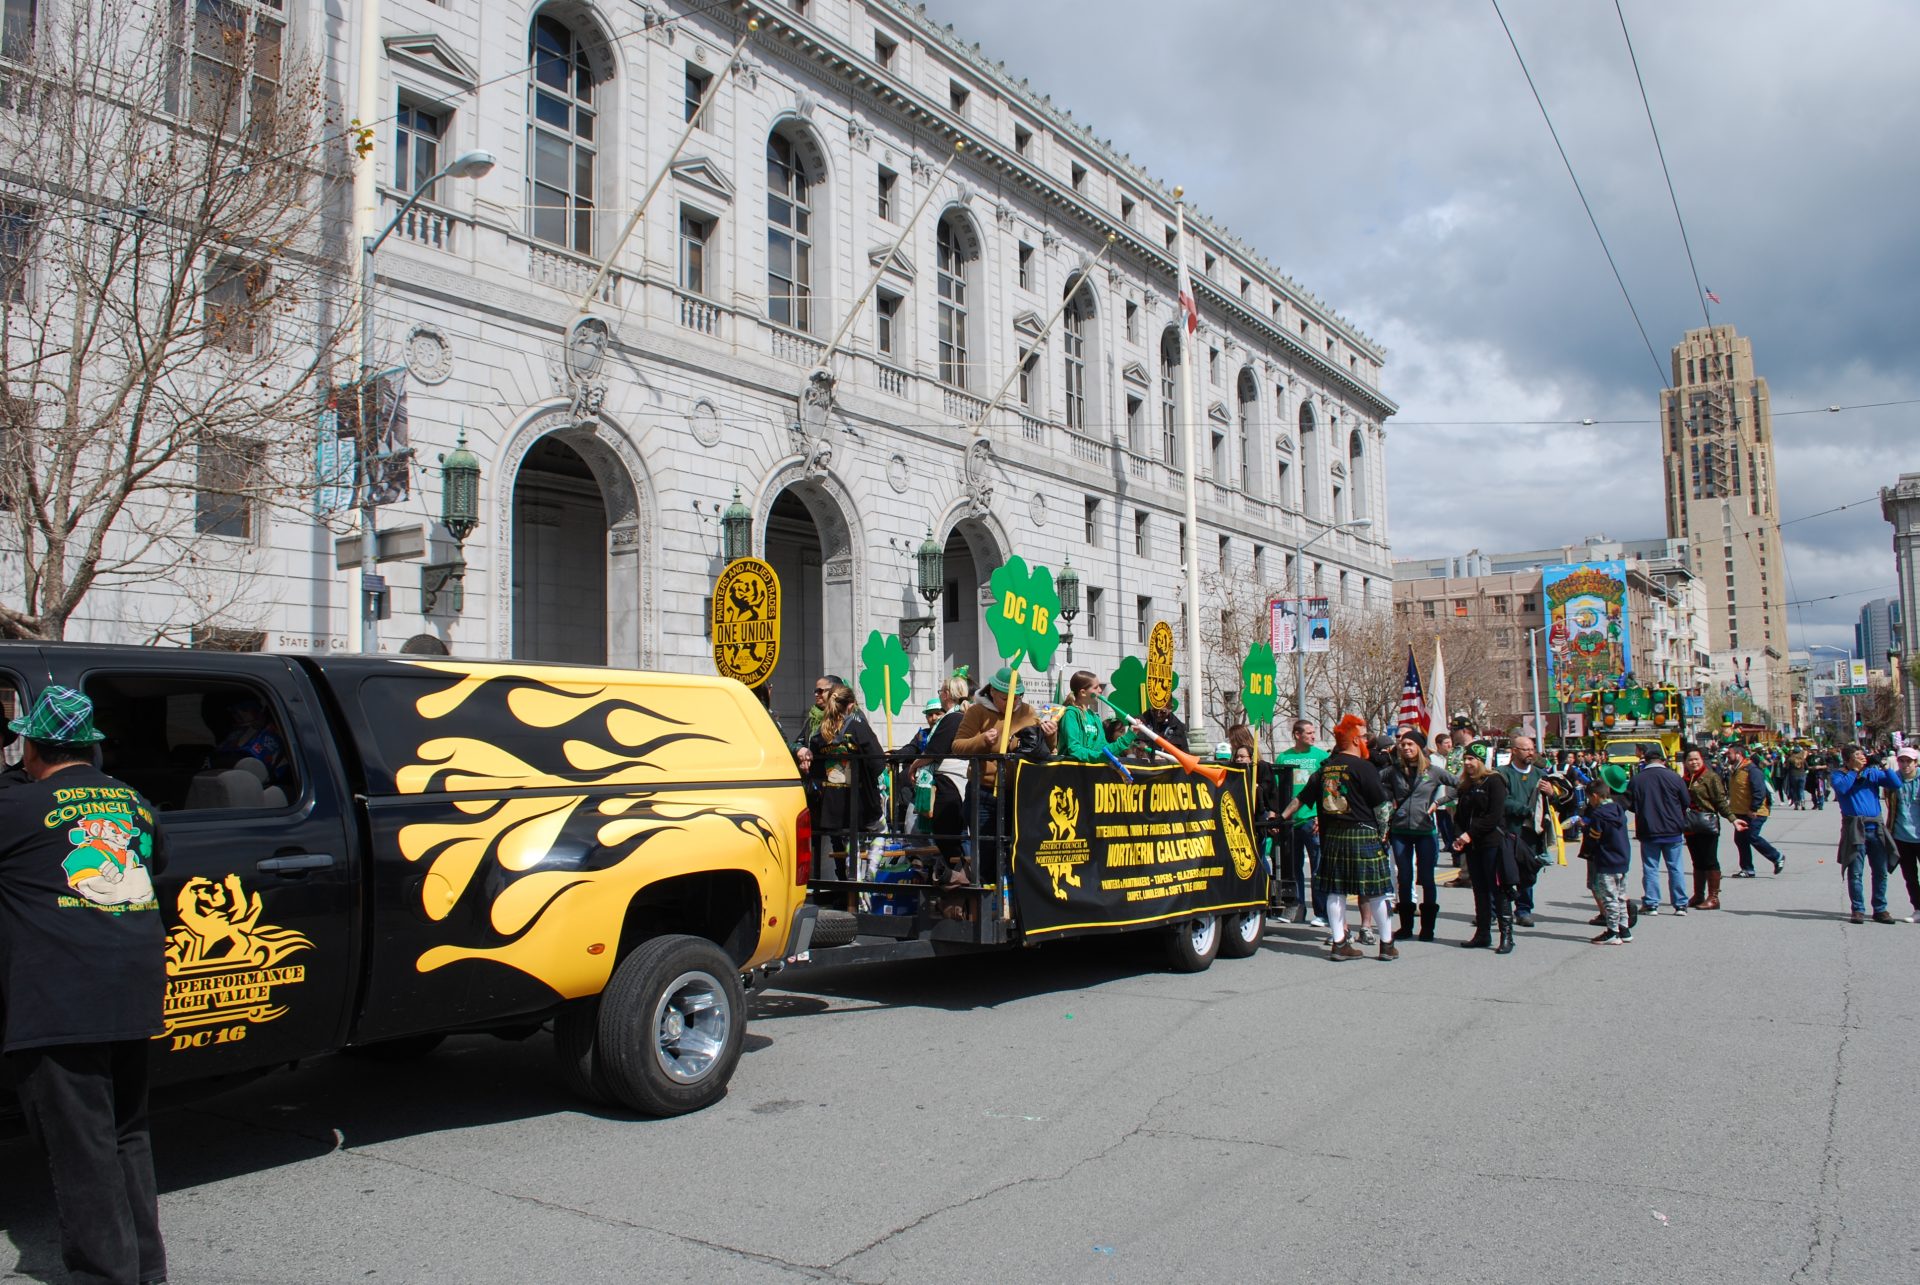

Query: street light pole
[356,150,495,653]
[1526,625,1545,745]
[1291,517,1372,731]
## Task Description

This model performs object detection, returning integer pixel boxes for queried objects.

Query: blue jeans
[1289,822,1323,915]
[1844,838,1891,916]
[1389,832,1439,906]
[1641,837,1688,908]
[1734,815,1783,872]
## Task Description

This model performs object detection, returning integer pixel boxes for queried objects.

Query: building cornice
[728,2,1393,414]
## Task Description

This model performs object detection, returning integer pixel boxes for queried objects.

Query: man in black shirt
[0,686,169,1285]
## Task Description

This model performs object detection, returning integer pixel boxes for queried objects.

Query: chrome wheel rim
[653,969,731,1084]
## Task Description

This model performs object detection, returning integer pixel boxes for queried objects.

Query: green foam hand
[857,630,913,717]
[985,555,1062,671]
[1241,642,1278,725]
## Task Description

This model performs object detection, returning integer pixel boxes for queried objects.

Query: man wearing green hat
[952,666,1057,884]
[0,685,169,1285]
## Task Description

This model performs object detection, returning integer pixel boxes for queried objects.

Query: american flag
[1705,289,1722,304]
[1396,646,1429,735]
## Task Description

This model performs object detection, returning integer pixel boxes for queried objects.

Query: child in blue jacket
[1578,774,1634,944]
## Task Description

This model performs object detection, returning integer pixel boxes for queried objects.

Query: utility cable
[1614,0,1715,330]
[1488,0,1669,389]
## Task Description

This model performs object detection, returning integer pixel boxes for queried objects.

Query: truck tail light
[795,806,813,885]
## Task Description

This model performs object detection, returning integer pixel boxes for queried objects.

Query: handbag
[1684,808,1721,837]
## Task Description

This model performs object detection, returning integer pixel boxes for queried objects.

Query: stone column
[1881,473,1920,734]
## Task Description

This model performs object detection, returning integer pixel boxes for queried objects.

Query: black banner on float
[1009,760,1266,940]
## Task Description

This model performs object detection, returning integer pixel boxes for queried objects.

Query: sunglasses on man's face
[814,687,830,695]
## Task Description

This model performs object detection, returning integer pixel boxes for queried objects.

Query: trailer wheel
[597,935,746,1116]
[1218,908,1265,959]
[1164,914,1221,972]
[553,999,613,1106]
[810,909,858,949]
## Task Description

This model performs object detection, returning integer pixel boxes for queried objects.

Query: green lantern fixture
[721,486,753,562]
[1055,557,1081,662]
[916,527,945,607]
[424,429,482,617]
[439,429,482,544]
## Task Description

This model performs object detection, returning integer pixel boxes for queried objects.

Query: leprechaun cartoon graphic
[63,813,156,907]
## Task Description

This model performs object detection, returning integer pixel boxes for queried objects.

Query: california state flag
[1176,258,1199,335]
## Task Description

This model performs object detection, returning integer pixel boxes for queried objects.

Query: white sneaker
[1908,914,1919,924]
[1308,915,1328,929]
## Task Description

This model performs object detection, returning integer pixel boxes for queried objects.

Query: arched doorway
[513,436,607,663]
[504,419,649,668]
[762,478,860,741]
[940,516,1005,690]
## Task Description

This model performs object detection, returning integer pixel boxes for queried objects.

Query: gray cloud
[921,0,1920,651]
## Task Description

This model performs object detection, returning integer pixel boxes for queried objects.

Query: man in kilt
[1283,715,1395,961]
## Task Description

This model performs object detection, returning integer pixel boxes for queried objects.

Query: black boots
[1398,901,1416,941]
[1461,923,1492,949]
[1418,904,1437,942]
[1495,913,1515,955]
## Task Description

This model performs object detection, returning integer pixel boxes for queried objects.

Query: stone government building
[92,0,1399,741]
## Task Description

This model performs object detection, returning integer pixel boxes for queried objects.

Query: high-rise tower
[1659,325,1789,718]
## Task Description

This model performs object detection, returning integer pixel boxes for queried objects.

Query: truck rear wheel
[597,935,746,1116]
[1218,908,1264,959]
[553,999,613,1106]
[1163,914,1221,972]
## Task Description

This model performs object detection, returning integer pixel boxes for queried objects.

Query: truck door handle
[256,853,336,877]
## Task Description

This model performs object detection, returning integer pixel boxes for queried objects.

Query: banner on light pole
[1270,597,1331,654]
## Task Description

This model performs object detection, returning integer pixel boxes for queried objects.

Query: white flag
[1428,638,1449,740]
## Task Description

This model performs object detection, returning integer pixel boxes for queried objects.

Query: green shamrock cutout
[985,555,1062,671]
[1241,642,1278,725]
[1108,656,1178,721]
[857,630,913,717]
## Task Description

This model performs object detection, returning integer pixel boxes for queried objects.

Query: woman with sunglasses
[805,684,883,882]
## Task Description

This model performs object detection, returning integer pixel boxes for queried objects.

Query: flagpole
[1175,189,1206,755]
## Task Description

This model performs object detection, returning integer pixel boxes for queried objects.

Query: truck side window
[83,673,301,812]
[0,676,22,771]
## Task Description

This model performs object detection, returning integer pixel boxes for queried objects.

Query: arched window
[767,130,817,331]
[1236,369,1259,495]
[1348,428,1368,520]
[1063,283,1095,431]
[528,15,600,254]
[936,214,977,387]
[1298,402,1322,520]
[1159,328,1181,465]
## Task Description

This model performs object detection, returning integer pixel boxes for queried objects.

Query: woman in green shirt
[1058,671,1136,763]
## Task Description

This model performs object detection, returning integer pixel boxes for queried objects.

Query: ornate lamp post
[423,429,481,616]
[721,486,753,562]
[1055,558,1081,663]
[898,528,944,649]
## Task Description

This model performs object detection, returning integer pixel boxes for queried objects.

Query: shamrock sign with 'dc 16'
[1240,642,1278,726]
[985,555,1062,672]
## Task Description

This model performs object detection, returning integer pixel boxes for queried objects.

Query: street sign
[334,525,427,568]
[1840,686,1869,696]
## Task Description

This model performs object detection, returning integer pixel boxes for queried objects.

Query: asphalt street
[4,803,1915,1284]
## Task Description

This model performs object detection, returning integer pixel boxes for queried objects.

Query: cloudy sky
[920,0,1917,654]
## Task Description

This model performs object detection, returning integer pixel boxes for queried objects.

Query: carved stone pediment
[670,156,735,204]
[867,244,914,281]
[1206,401,1232,426]
[384,33,479,88]
[1011,310,1047,344]
[1121,360,1151,389]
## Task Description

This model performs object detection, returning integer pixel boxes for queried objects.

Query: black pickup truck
[0,644,813,1120]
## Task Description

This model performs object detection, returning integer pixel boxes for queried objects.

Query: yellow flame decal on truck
[389,664,786,997]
